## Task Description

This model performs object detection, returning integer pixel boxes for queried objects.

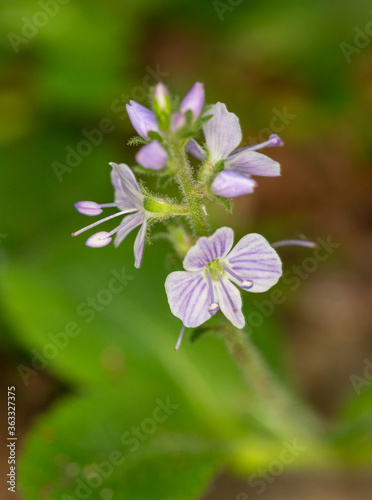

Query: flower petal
[203,103,242,163]
[110,163,143,210]
[114,211,144,248]
[134,220,147,268]
[183,227,234,272]
[126,101,158,139]
[165,271,210,328]
[225,233,282,293]
[135,140,168,170]
[226,150,281,177]
[211,171,257,198]
[186,139,205,161]
[216,277,245,329]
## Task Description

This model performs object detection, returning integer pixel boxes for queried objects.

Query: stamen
[75,201,103,216]
[206,268,219,315]
[85,231,112,248]
[72,209,137,237]
[271,239,317,249]
[99,203,126,208]
[221,264,253,290]
[246,134,284,151]
[175,324,185,352]
[217,275,238,313]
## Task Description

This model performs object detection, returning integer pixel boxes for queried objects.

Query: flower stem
[173,146,210,237]
[221,325,325,441]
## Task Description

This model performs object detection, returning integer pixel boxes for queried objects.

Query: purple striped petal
[126,100,158,139]
[225,233,282,293]
[165,271,210,328]
[135,140,168,170]
[134,221,147,268]
[186,139,205,161]
[203,103,242,163]
[226,150,281,177]
[183,227,234,272]
[114,211,144,248]
[216,277,245,329]
[110,163,143,210]
[212,171,257,198]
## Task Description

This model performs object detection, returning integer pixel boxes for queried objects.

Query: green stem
[221,325,325,441]
[173,147,210,237]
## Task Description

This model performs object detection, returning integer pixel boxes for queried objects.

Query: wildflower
[165,227,282,350]
[127,82,205,140]
[72,163,148,268]
[187,102,283,198]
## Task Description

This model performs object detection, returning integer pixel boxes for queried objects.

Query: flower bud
[211,171,257,198]
[180,82,205,119]
[126,101,158,139]
[153,83,171,112]
[135,140,168,170]
[171,112,187,132]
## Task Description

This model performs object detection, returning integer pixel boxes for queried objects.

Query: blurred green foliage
[1,0,372,498]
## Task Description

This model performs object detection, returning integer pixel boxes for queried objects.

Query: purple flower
[72,163,148,268]
[165,227,282,349]
[135,140,168,170]
[187,102,283,198]
[126,101,159,139]
[180,82,205,120]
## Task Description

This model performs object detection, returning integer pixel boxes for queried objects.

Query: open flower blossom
[165,227,282,350]
[187,102,283,198]
[72,163,148,268]
[127,82,205,170]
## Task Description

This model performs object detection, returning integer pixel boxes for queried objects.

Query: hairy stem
[221,325,325,441]
[173,146,210,236]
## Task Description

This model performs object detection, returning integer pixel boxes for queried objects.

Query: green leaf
[215,195,232,213]
[128,136,146,146]
[19,390,223,500]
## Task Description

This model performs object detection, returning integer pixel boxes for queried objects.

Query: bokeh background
[1,0,372,499]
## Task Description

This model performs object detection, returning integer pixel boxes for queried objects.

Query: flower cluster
[73,82,313,349]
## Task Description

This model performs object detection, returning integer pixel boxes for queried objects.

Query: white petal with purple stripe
[203,103,242,163]
[183,227,234,271]
[225,233,282,293]
[215,276,245,329]
[225,150,281,177]
[165,271,211,328]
